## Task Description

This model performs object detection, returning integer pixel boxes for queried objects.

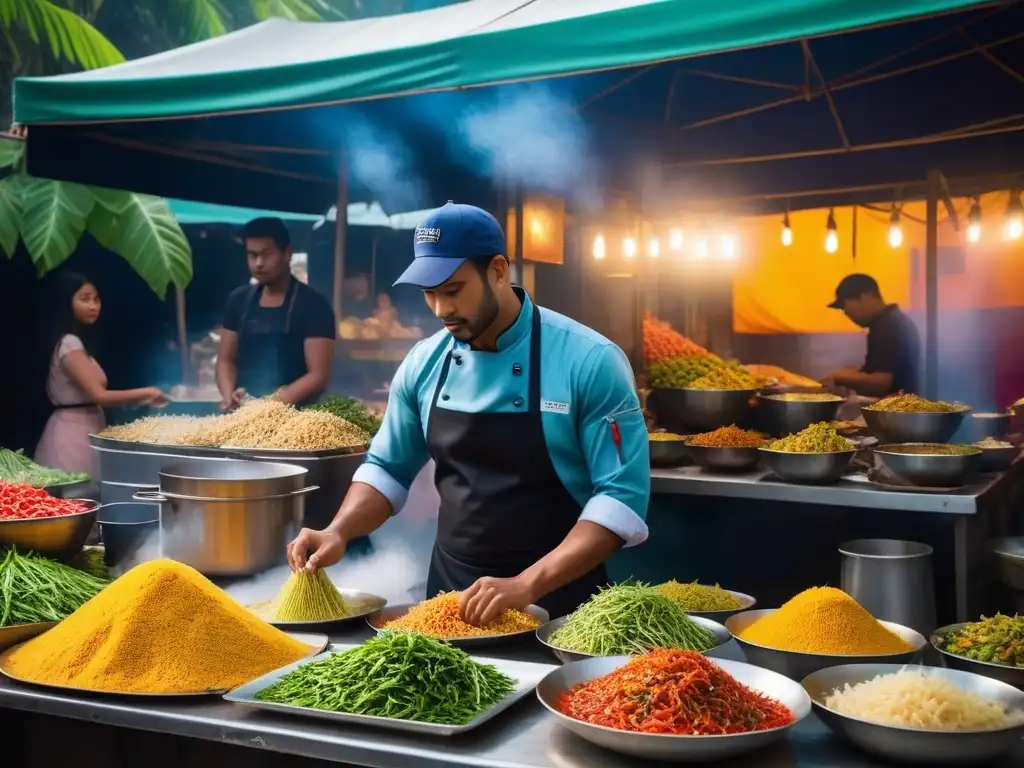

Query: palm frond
[1,0,124,69]
[251,0,326,23]
[171,0,230,41]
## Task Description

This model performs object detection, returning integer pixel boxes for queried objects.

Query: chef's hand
[141,387,170,407]
[460,575,537,628]
[287,528,346,573]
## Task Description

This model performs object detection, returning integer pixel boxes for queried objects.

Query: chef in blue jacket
[287,203,650,624]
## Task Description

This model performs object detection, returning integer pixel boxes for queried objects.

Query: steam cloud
[341,113,427,213]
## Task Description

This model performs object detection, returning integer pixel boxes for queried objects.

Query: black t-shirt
[222,280,336,400]
[862,305,920,395]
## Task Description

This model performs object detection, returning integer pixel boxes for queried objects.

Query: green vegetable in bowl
[0,449,88,487]
[943,613,1024,667]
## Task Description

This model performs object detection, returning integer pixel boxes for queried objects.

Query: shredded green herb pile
[0,449,88,487]
[255,631,516,724]
[306,396,382,437]
[548,583,717,656]
[0,549,109,627]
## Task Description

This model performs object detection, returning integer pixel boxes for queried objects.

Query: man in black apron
[287,203,650,624]
[216,217,336,409]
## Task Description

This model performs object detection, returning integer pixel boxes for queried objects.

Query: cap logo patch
[415,226,442,244]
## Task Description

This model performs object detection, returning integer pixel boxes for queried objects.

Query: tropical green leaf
[252,0,325,22]
[171,0,230,41]
[1,0,125,69]
[0,137,25,171]
[0,175,26,258]
[86,192,192,298]
[20,176,95,275]
[89,184,134,214]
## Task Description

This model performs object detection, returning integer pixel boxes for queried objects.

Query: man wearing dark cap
[822,273,920,396]
[287,202,650,624]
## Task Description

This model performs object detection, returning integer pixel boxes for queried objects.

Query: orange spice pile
[687,425,766,449]
[383,592,540,638]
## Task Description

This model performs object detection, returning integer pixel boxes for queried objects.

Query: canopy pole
[512,184,524,284]
[925,169,941,399]
[332,154,348,320]
[174,286,191,385]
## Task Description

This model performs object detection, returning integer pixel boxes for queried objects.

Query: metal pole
[512,185,524,285]
[925,170,941,399]
[332,154,348,320]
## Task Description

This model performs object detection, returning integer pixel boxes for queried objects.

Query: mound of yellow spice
[383,592,540,637]
[739,586,914,655]
[2,559,311,694]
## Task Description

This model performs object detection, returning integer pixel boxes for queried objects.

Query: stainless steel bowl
[684,444,760,472]
[976,445,1020,473]
[651,388,758,433]
[757,394,844,437]
[649,437,690,468]
[537,655,811,761]
[685,589,757,622]
[758,448,856,484]
[0,499,98,558]
[872,444,981,487]
[861,408,969,444]
[803,663,1024,765]
[726,609,925,680]
[536,614,732,665]
[969,412,1013,440]
[932,622,1024,688]
[990,538,1024,591]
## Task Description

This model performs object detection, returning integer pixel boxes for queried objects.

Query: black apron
[236,279,304,402]
[425,306,609,619]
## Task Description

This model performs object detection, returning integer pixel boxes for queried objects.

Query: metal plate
[536,655,811,761]
[367,603,549,647]
[932,623,1024,688]
[865,476,968,494]
[224,642,555,736]
[249,589,387,629]
[0,621,58,653]
[0,632,328,697]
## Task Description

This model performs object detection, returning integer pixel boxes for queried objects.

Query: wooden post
[332,154,348,320]
[174,286,191,384]
[925,170,941,399]
[512,184,524,285]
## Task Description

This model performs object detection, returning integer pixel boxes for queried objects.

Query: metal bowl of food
[803,664,1024,765]
[932,622,1024,689]
[651,388,759,433]
[725,609,925,681]
[537,655,811,761]
[969,412,1013,440]
[871,444,981,487]
[536,614,732,665]
[757,393,845,437]
[686,590,757,622]
[367,603,549,648]
[684,444,761,472]
[648,433,690,468]
[0,500,98,558]
[758,448,856,484]
[990,538,1024,592]
[974,444,1020,473]
[861,408,969,444]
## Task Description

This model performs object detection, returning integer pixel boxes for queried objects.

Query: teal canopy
[169,200,431,229]
[14,0,988,124]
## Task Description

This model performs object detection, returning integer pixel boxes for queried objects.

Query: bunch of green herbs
[0,548,109,627]
[0,449,89,487]
[306,396,382,437]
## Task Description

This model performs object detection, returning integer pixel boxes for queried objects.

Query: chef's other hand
[142,387,170,407]
[460,576,536,628]
[287,528,346,573]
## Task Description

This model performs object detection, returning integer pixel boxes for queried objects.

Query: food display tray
[249,589,387,629]
[224,642,556,735]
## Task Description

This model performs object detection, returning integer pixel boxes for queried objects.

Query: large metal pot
[134,459,317,576]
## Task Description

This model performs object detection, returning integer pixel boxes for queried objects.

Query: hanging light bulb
[647,237,660,258]
[695,237,709,259]
[720,233,737,259]
[967,198,982,243]
[592,234,606,260]
[825,209,839,254]
[888,206,904,248]
[669,228,684,251]
[781,212,793,247]
[623,236,637,258]
[1004,191,1023,241]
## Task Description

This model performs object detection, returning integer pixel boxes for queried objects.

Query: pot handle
[132,485,319,503]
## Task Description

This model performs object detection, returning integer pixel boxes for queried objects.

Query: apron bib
[236,280,300,400]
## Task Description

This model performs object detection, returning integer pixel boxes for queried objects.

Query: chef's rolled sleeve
[352,354,429,514]
[575,345,650,547]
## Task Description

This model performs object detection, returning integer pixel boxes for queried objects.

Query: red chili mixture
[0,483,88,520]
[557,649,793,735]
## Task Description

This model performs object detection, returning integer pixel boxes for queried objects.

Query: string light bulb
[720,233,737,259]
[781,212,793,247]
[592,234,606,260]
[888,206,904,249]
[967,198,982,243]
[825,209,839,254]
[647,237,660,258]
[623,236,637,258]
[669,228,684,251]
[1004,191,1023,241]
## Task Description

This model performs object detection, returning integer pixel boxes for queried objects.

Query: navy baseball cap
[393,202,506,288]
[828,274,880,309]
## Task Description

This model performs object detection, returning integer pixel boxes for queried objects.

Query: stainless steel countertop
[2,625,1022,767]
[651,465,1020,514]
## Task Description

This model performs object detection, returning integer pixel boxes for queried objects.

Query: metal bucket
[840,539,937,637]
[96,502,160,568]
[134,459,317,577]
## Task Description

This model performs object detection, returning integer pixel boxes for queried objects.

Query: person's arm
[825,369,893,395]
[462,345,650,625]
[276,338,333,405]
[61,350,163,408]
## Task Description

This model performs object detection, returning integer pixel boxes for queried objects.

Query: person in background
[822,273,921,396]
[345,274,375,319]
[217,218,336,409]
[35,273,168,476]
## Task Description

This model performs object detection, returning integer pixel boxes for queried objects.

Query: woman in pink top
[35,273,168,476]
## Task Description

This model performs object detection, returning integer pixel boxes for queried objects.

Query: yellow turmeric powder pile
[383,592,540,637]
[739,586,914,655]
[1,559,312,694]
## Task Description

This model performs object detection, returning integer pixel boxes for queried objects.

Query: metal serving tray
[224,642,556,736]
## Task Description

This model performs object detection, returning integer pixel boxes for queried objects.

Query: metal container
[96,502,160,568]
[758,448,856,484]
[861,408,969,444]
[686,589,757,622]
[990,537,1024,591]
[134,460,316,576]
[537,655,811,761]
[803,664,1024,765]
[977,445,1020,473]
[648,437,689,468]
[650,388,758,433]
[0,500,98,558]
[685,444,760,472]
[967,412,1012,441]
[840,538,937,637]
[872,444,981,487]
[757,394,844,437]
[932,622,1024,689]
[725,609,925,681]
